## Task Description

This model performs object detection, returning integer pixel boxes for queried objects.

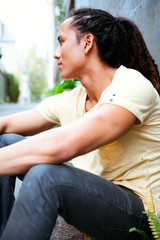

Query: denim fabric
[0,134,25,236]
[1,162,151,240]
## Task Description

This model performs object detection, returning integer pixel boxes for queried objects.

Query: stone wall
[75,0,160,70]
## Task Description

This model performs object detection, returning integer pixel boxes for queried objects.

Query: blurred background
[0,0,160,105]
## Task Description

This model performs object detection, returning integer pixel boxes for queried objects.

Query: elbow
[43,139,75,164]
[36,128,79,164]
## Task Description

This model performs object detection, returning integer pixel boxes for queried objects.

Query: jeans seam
[23,195,57,240]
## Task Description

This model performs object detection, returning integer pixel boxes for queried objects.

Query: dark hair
[69,8,160,95]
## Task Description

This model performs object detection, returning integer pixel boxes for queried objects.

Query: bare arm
[0,108,55,136]
[0,103,137,175]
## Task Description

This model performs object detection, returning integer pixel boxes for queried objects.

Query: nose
[54,46,61,59]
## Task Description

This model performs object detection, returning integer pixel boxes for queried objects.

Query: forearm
[0,113,29,134]
[0,113,34,136]
[0,129,71,176]
[0,109,54,136]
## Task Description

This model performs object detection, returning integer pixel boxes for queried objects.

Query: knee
[24,164,73,188]
[0,135,5,147]
[1,134,25,146]
[22,164,63,205]
[23,164,57,188]
[26,164,51,179]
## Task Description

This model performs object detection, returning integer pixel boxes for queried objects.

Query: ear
[83,34,94,54]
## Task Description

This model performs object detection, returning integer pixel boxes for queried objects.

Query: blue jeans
[0,134,25,236]
[0,134,151,240]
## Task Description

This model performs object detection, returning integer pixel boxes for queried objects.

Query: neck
[80,64,117,111]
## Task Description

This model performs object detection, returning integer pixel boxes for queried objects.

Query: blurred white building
[0,18,13,102]
[0,19,17,74]
[18,73,31,104]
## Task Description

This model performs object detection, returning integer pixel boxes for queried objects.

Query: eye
[58,38,64,45]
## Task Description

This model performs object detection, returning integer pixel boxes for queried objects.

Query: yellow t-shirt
[37,66,160,215]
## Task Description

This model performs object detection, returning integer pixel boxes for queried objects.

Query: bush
[46,79,80,97]
[7,73,20,102]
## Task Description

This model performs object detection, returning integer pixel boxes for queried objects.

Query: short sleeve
[98,67,158,124]
[36,94,61,125]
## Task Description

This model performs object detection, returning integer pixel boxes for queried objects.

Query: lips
[58,63,62,70]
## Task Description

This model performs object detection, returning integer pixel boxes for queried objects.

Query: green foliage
[56,0,65,25]
[6,73,20,102]
[129,191,160,240]
[143,211,160,239]
[46,79,80,97]
[129,227,151,240]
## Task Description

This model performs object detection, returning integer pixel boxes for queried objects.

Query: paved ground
[0,103,36,117]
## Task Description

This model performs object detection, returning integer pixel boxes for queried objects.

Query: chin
[62,77,71,80]
[61,74,75,80]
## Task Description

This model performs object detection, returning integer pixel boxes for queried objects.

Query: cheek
[65,42,82,58]
[70,49,84,63]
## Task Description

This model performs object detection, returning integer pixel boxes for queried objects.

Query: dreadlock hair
[69,8,160,95]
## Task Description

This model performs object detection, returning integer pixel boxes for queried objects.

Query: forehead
[58,18,75,37]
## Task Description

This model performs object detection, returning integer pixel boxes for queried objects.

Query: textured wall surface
[75,0,160,70]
